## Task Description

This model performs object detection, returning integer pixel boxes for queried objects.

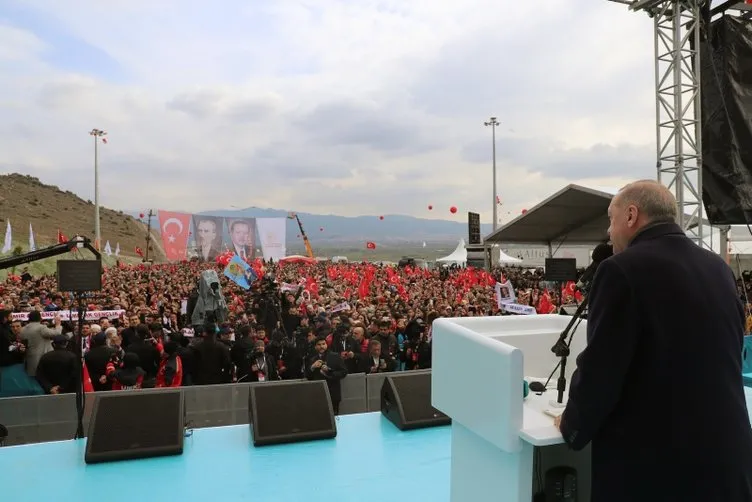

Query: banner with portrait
[224,217,256,260]
[192,215,225,262]
[156,211,287,263]
[256,217,286,261]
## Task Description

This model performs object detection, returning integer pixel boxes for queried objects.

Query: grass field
[286,243,458,262]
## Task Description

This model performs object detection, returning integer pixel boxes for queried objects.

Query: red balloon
[428,205,433,210]
[139,213,144,218]
[379,216,384,220]
[521,209,528,214]
[450,206,457,214]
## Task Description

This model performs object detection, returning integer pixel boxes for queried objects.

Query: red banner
[158,211,192,261]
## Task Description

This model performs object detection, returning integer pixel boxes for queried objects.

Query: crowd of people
[2,257,751,401]
[0,259,576,403]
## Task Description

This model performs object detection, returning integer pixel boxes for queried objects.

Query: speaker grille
[253,383,332,438]
[88,392,182,455]
[393,373,443,422]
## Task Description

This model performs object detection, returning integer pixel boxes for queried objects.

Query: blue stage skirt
[0,364,44,397]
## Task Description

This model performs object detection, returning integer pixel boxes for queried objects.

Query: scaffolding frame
[609,0,752,252]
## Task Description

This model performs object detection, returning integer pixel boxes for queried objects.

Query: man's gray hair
[617,179,678,223]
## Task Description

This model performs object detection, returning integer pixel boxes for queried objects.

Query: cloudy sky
[0,0,657,223]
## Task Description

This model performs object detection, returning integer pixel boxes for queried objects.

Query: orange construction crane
[287,212,315,259]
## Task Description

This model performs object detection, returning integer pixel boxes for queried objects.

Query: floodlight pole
[484,117,499,231]
[610,0,707,248]
[89,128,107,251]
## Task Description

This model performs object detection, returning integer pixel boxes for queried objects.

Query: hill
[0,173,165,264]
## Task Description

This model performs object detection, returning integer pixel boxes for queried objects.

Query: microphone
[576,243,613,291]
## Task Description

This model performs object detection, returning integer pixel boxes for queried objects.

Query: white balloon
[162,217,184,235]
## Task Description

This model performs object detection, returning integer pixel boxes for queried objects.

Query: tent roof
[436,238,467,263]
[484,184,613,245]
[498,248,522,264]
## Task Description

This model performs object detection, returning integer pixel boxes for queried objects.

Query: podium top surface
[438,314,578,337]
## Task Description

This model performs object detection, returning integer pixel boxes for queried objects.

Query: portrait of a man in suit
[228,218,255,260]
[194,216,223,262]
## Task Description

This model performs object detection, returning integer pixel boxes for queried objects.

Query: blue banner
[223,255,257,290]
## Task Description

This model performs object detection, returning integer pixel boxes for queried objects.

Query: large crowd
[0,259,577,406]
[2,256,752,408]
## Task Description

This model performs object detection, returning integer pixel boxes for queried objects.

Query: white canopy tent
[498,249,522,264]
[436,238,467,264]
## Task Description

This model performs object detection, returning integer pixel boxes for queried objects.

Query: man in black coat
[557,180,752,501]
[305,337,347,415]
[192,323,232,385]
[36,335,78,394]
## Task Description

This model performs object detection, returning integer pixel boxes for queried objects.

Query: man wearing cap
[35,335,77,394]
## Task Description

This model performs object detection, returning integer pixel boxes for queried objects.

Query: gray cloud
[461,136,654,179]
[36,78,96,110]
[405,8,653,128]
[293,100,442,156]
[166,90,223,119]
[246,141,355,179]
[225,98,277,123]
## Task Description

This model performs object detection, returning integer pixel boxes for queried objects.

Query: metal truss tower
[611,0,707,247]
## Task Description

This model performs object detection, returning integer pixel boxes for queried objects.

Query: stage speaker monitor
[381,371,451,431]
[248,380,336,447]
[85,390,184,464]
[57,259,102,292]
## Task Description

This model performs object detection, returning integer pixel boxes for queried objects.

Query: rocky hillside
[0,173,165,261]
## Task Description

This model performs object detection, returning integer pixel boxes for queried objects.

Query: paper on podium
[431,315,587,452]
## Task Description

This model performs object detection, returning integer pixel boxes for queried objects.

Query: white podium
[431,315,591,502]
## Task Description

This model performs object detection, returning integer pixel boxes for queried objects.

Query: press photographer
[245,339,277,382]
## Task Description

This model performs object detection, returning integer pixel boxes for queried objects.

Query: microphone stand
[549,295,589,408]
[74,294,86,439]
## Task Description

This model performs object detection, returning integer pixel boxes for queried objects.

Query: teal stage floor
[0,412,451,502]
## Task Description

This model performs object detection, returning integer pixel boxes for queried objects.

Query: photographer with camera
[246,339,277,382]
[402,319,431,371]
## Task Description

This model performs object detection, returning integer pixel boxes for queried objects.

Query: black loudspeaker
[248,380,336,446]
[380,372,451,431]
[85,390,184,464]
[57,260,102,292]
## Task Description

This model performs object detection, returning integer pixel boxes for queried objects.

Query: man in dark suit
[556,179,752,501]
[228,219,254,260]
[305,337,347,414]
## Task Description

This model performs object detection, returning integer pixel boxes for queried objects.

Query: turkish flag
[157,211,192,261]
[366,241,376,249]
[82,363,94,393]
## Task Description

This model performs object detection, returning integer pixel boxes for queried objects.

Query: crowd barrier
[0,371,431,447]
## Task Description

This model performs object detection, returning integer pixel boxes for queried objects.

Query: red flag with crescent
[158,211,192,261]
